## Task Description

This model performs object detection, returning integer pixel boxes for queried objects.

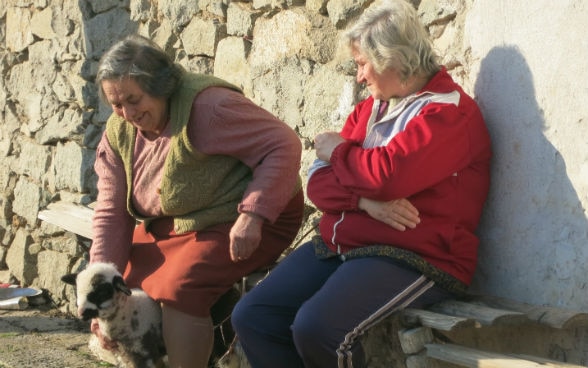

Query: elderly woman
[231,0,492,367]
[89,35,304,367]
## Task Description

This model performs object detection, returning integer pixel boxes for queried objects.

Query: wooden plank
[512,354,588,367]
[473,295,588,329]
[428,300,529,326]
[402,308,479,331]
[426,344,586,368]
[38,201,94,239]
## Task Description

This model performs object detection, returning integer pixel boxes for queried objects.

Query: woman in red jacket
[232,1,491,367]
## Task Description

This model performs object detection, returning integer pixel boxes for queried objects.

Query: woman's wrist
[240,211,265,224]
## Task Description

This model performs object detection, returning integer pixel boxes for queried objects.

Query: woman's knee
[292,306,367,367]
[232,292,276,335]
[231,295,253,333]
[291,306,332,354]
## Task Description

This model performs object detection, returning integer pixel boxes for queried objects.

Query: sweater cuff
[349,192,361,211]
[329,140,352,166]
[238,203,274,223]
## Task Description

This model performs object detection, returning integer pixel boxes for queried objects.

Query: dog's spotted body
[62,262,165,368]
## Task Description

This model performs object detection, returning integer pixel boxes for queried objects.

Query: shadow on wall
[78,0,138,120]
[471,46,588,308]
[76,1,139,194]
[78,0,138,62]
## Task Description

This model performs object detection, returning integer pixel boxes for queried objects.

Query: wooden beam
[426,344,586,368]
[473,295,588,329]
[402,308,479,331]
[38,201,94,239]
[428,300,529,326]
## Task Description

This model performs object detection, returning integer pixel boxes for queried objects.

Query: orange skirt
[123,190,304,317]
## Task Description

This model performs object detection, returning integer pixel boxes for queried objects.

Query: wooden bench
[39,201,588,368]
[38,201,95,239]
[398,296,588,367]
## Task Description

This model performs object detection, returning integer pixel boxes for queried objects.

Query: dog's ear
[61,273,78,286]
[113,275,132,296]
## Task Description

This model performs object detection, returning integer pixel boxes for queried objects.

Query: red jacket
[307,69,491,285]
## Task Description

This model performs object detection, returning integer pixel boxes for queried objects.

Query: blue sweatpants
[231,242,454,368]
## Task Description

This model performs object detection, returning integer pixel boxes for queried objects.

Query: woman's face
[352,47,406,100]
[101,78,169,138]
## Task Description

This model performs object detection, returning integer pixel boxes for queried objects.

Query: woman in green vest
[89,34,304,367]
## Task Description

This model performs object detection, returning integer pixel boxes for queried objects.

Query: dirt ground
[0,304,110,368]
[4,295,585,368]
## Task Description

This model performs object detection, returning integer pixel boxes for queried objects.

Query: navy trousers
[231,242,454,368]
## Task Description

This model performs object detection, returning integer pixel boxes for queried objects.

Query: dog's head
[61,262,131,321]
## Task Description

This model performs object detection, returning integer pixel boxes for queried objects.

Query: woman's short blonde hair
[344,0,440,80]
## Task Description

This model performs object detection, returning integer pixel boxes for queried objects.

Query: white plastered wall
[464,0,588,308]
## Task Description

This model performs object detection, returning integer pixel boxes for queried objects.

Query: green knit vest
[105,73,252,233]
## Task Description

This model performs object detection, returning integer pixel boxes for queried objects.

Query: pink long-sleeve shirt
[90,87,302,271]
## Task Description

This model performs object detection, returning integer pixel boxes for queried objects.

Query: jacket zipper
[331,211,346,256]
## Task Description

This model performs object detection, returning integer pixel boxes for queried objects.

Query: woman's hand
[314,132,345,162]
[230,212,264,262]
[359,197,420,231]
[90,319,118,350]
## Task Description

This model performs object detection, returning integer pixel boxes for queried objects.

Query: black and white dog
[62,262,165,368]
[62,262,240,368]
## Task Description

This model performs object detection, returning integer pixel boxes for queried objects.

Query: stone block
[30,7,55,40]
[87,0,123,14]
[152,19,177,55]
[53,141,96,193]
[0,161,15,192]
[306,0,329,15]
[159,0,200,29]
[302,67,357,133]
[406,353,430,368]
[130,0,152,22]
[252,0,272,10]
[398,326,434,354]
[6,7,35,52]
[51,7,75,38]
[12,179,41,227]
[36,107,85,145]
[214,36,252,95]
[5,229,37,285]
[250,59,311,127]
[176,54,215,75]
[326,0,370,29]
[181,17,227,57]
[227,2,261,37]
[250,9,337,72]
[418,0,457,27]
[36,250,74,301]
[41,233,85,256]
[16,139,50,183]
[28,39,58,64]
[200,0,229,18]
[83,8,137,59]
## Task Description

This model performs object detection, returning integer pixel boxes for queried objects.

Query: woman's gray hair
[344,0,440,81]
[96,34,184,103]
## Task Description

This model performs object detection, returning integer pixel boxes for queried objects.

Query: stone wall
[0,0,471,314]
[4,1,588,366]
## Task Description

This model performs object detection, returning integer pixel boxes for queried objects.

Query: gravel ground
[0,304,111,368]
